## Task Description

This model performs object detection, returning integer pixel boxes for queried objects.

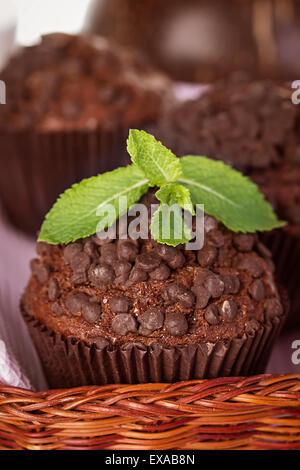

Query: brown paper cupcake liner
[0,127,130,234]
[22,297,287,389]
[262,229,300,331]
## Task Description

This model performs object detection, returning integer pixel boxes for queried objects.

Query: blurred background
[2,0,300,81]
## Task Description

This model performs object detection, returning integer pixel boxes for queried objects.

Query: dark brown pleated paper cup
[21,291,288,389]
[0,127,130,234]
[262,229,300,331]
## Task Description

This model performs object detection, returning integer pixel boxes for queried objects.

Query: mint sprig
[39,129,285,246]
[178,156,284,233]
[39,165,149,244]
[127,129,182,186]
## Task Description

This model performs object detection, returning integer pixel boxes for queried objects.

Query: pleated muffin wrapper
[0,126,131,234]
[21,291,288,389]
[262,229,300,331]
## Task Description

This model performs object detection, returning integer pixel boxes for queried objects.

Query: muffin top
[22,190,284,349]
[155,75,300,227]
[0,33,169,132]
[158,76,298,170]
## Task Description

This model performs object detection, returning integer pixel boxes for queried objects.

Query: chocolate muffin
[21,191,287,388]
[0,33,170,233]
[154,76,300,329]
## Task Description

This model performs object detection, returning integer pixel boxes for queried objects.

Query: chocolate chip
[111,314,138,335]
[163,283,195,308]
[256,242,272,259]
[156,244,174,258]
[208,229,225,247]
[135,252,161,271]
[156,244,179,265]
[109,295,129,313]
[91,337,110,350]
[117,240,138,262]
[65,292,89,315]
[204,215,218,233]
[167,251,185,270]
[237,256,264,278]
[193,268,212,285]
[83,241,97,258]
[92,234,113,246]
[139,307,164,332]
[126,267,148,286]
[100,244,118,264]
[82,302,101,324]
[245,319,260,333]
[177,289,195,308]
[70,252,91,273]
[48,278,60,301]
[249,279,265,301]
[114,272,130,286]
[192,285,211,309]
[71,271,87,285]
[30,259,50,284]
[204,275,224,298]
[264,298,283,318]
[113,260,132,277]
[233,234,254,252]
[164,312,188,336]
[51,302,62,317]
[197,245,217,267]
[220,274,240,294]
[149,263,170,281]
[63,243,82,264]
[204,304,220,325]
[88,263,115,286]
[219,300,238,321]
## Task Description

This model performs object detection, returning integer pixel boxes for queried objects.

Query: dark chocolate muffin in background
[22,190,287,388]
[154,76,300,330]
[0,33,170,234]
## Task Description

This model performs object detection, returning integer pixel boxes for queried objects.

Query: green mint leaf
[38,165,149,244]
[127,129,182,186]
[150,203,192,246]
[156,184,195,215]
[178,156,285,233]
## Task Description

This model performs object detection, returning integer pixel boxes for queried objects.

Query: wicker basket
[0,374,300,450]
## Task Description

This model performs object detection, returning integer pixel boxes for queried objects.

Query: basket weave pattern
[0,374,300,450]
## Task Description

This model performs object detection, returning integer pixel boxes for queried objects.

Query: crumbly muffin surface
[0,33,169,131]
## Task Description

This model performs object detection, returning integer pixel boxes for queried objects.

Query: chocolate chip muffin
[154,75,300,329]
[22,192,287,388]
[0,33,170,233]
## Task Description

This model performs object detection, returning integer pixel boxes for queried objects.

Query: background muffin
[0,33,170,234]
[22,191,287,388]
[154,75,299,329]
